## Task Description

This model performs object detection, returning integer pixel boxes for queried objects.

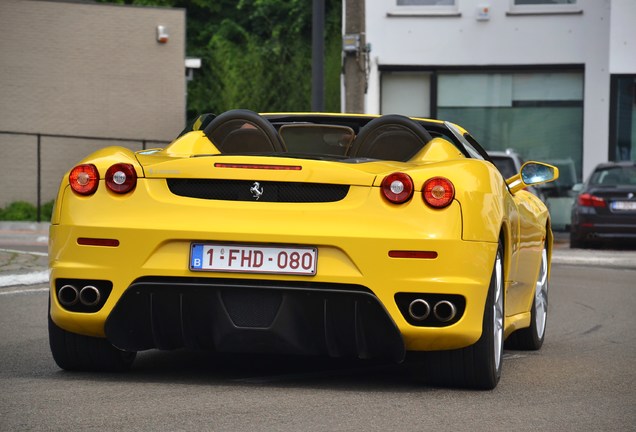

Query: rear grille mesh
[167,179,349,203]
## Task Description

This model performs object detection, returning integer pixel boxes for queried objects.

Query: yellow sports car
[48,110,558,389]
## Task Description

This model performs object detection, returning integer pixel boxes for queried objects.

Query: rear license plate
[611,201,636,211]
[190,243,317,275]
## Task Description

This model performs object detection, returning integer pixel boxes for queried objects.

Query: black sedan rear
[570,162,636,248]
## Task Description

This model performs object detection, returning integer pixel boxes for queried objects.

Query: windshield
[589,166,636,186]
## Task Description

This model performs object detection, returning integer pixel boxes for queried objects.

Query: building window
[437,70,584,189]
[397,0,455,5]
[390,0,459,16]
[509,0,581,15]
[610,75,636,162]
[514,0,576,4]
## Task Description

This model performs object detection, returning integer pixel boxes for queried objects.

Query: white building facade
[362,0,636,189]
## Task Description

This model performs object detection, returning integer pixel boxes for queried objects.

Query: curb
[0,221,50,231]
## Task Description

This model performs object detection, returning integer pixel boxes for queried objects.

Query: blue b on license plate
[190,243,317,275]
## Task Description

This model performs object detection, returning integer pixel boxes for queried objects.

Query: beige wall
[0,0,186,209]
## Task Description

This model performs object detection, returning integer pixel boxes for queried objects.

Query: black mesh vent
[221,289,283,328]
[167,179,349,203]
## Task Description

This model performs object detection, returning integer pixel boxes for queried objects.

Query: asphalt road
[1,262,635,430]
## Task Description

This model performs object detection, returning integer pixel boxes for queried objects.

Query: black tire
[506,245,548,350]
[417,242,504,390]
[48,313,136,372]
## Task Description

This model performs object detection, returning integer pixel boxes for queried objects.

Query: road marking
[0,247,48,257]
[503,353,527,360]
[0,270,49,287]
[0,286,48,296]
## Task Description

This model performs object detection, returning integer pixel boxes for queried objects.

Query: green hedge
[0,201,54,222]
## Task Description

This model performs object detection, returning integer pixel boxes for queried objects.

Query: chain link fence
[0,131,170,221]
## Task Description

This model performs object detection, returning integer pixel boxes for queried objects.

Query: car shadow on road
[46,349,520,392]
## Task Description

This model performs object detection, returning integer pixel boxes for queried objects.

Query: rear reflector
[389,250,438,259]
[77,238,120,247]
[214,163,302,170]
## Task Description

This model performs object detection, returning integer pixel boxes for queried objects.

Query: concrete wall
[364,0,619,180]
[0,0,186,209]
[609,0,636,73]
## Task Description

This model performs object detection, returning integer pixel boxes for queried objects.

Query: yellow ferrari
[48,110,558,389]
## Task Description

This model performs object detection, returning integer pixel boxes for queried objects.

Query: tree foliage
[98,0,342,118]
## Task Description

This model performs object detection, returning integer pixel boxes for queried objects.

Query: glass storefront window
[437,71,584,190]
[381,72,431,117]
[610,75,636,162]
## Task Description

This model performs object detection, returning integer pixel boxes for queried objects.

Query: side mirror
[508,162,559,194]
[571,183,583,193]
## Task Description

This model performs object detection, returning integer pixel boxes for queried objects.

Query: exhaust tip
[433,300,457,323]
[58,285,79,307]
[79,285,101,307]
[408,299,431,321]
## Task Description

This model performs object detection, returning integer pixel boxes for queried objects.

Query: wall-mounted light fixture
[157,25,169,44]
[185,57,202,81]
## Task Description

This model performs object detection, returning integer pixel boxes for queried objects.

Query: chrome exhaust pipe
[58,284,79,307]
[79,285,101,307]
[408,299,431,321]
[433,300,457,323]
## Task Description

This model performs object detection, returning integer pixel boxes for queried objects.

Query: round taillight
[423,177,455,208]
[381,173,414,204]
[69,164,99,195]
[106,163,137,194]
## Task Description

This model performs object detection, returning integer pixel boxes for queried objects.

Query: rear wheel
[416,242,504,390]
[48,312,136,372]
[507,245,548,350]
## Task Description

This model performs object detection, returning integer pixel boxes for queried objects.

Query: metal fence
[0,131,170,222]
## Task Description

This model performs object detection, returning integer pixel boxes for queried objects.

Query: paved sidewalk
[0,222,49,286]
[0,221,49,247]
[0,222,634,288]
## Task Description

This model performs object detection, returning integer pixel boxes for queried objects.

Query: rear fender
[51,146,143,225]
[456,161,507,243]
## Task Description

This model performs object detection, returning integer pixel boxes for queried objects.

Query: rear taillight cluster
[578,193,606,208]
[380,173,455,208]
[69,163,137,196]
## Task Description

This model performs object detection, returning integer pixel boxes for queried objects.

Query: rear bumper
[49,183,498,356]
[50,230,495,356]
[571,216,636,240]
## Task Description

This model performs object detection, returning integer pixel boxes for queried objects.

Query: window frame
[608,74,636,162]
[388,0,460,18]
[507,0,582,16]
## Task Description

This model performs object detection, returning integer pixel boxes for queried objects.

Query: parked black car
[570,161,636,248]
